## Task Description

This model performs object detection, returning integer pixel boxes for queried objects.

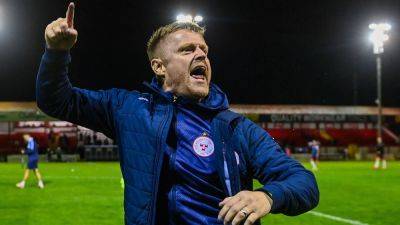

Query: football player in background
[16,134,45,189]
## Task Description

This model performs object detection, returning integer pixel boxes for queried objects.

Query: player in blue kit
[16,134,45,189]
[309,140,320,171]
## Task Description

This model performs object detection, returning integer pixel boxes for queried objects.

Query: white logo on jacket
[193,136,214,157]
[138,97,149,102]
[234,151,240,165]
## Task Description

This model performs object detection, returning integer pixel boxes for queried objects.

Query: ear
[151,58,166,78]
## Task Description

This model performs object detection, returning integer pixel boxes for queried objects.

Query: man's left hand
[218,190,272,225]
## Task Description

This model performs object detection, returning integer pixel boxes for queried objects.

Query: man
[373,137,387,169]
[308,140,320,171]
[284,144,292,157]
[59,133,69,153]
[16,134,45,189]
[47,129,57,161]
[36,3,318,225]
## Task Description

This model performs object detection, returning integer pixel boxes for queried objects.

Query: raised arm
[36,3,126,138]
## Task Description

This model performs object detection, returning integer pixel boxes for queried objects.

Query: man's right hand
[45,2,77,50]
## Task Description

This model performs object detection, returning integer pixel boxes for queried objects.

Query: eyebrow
[178,43,209,52]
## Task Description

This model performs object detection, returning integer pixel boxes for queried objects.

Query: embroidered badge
[193,136,215,157]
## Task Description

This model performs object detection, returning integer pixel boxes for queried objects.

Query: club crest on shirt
[193,135,214,157]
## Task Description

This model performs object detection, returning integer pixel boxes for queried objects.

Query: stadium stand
[0,102,399,161]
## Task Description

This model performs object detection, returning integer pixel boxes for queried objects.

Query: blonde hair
[146,22,205,61]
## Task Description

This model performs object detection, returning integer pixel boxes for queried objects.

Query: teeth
[191,74,205,80]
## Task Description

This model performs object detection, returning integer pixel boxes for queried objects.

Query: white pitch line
[308,211,369,225]
[0,175,120,180]
[45,176,120,180]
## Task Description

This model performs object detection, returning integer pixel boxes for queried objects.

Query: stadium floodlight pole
[0,5,3,32]
[369,22,391,140]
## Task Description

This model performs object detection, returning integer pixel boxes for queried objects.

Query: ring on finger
[240,209,248,218]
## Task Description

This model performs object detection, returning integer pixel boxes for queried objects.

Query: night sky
[1,0,400,106]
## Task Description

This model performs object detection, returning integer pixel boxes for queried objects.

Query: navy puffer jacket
[36,49,319,225]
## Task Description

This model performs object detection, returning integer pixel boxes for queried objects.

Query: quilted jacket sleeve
[240,118,319,216]
[36,49,127,139]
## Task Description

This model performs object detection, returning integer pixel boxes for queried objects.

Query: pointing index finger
[66,2,75,28]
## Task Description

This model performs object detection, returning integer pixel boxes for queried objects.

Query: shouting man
[36,3,319,225]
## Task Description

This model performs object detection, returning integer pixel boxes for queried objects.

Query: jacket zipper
[170,104,178,217]
[222,139,233,196]
[149,104,172,225]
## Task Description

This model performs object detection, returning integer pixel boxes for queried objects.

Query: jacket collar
[142,77,229,112]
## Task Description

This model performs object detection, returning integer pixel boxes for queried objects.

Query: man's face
[157,29,211,100]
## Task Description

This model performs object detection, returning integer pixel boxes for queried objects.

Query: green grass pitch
[1,161,399,225]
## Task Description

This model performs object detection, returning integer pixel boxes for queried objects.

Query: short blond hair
[146,22,205,61]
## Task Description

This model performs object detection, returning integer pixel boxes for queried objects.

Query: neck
[161,87,203,103]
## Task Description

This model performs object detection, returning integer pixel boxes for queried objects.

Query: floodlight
[176,14,185,22]
[194,15,203,23]
[369,22,391,54]
[176,13,203,24]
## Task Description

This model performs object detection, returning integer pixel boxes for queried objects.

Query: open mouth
[190,66,207,80]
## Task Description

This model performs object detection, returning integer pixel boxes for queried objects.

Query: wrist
[255,188,273,206]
